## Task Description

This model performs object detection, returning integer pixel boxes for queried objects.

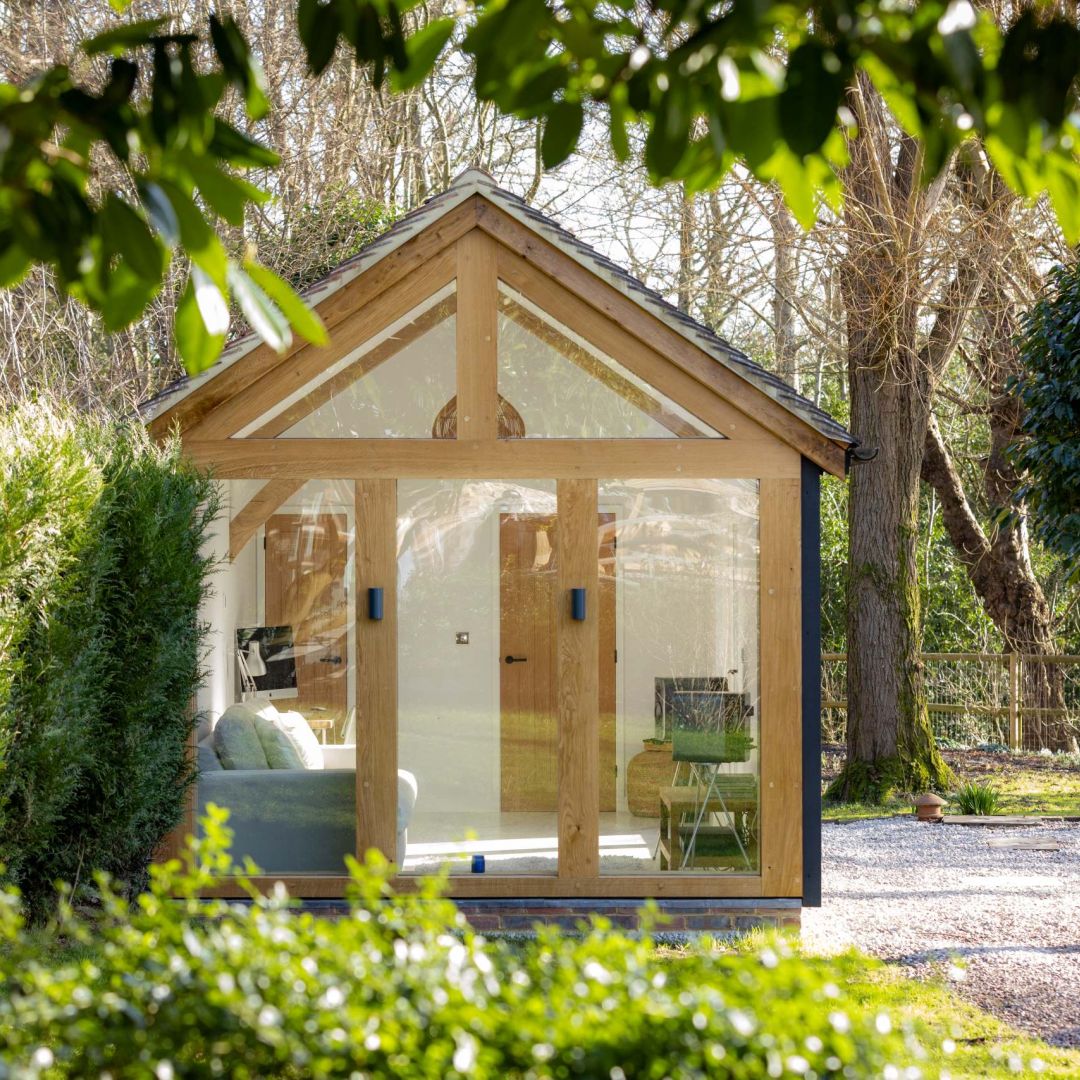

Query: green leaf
[97,260,159,331]
[191,264,230,337]
[209,14,270,121]
[186,158,268,227]
[1045,153,1080,246]
[157,180,228,289]
[540,100,583,168]
[778,43,846,157]
[83,17,168,56]
[209,120,280,168]
[390,18,454,91]
[243,261,328,347]
[0,238,30,287]
[299,0,343,76]
[227,262,292,353]
[101,194,165,281]
[138,181,180,246]
[175,274,226,374]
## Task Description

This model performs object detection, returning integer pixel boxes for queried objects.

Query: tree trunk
[677,187,695,314]
[767,190,799,391]
[921,417,1064,747]
[827,75,956,802]
[834,334,952,799]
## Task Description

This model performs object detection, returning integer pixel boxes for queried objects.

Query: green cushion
[253,715,304,770]
[213,705,270,770]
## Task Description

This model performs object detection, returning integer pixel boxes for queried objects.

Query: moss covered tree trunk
[827,75,977,802]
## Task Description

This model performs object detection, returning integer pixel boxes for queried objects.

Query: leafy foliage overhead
[1,0,1078,375]
[1012,261,1080,575]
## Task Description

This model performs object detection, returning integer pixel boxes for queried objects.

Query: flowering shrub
[0,810,920,1078]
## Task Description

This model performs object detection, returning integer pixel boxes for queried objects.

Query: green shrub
[952,780,1000,816]
[0,812,921,1078]
[0,401,217,920]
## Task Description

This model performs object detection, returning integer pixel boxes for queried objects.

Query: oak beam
[204,874,768,899]
[182,438,802,479]
[228,479,305,559]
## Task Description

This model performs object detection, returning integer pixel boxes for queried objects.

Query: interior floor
[402,811,661,874]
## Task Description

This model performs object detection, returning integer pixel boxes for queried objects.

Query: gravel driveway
[802,817,1080,1047]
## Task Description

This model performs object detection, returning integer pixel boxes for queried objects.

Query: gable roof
[141,169,854,452]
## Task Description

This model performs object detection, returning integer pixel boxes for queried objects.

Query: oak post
[759,477,803,896]
[356,479,399,862]
[456,230,499,440]
[557,479,600,877]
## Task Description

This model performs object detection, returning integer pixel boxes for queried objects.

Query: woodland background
[2,0,1077,673]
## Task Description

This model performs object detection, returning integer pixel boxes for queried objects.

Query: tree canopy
[1,0,1078,372]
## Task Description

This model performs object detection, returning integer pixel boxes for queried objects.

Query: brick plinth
[451,898,801,935]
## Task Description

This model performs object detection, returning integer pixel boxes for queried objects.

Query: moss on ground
[821,748,1080,821]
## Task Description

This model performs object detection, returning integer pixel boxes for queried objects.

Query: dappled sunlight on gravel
[803,817,1080,1048]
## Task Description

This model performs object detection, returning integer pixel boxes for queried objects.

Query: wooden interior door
[265,513,349,736]
[500,512,616,812]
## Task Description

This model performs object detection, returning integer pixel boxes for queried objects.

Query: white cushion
[321,744,355,769]
[274,709,324,770]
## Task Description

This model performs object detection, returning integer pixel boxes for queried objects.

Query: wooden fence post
[1008,652,1021,750]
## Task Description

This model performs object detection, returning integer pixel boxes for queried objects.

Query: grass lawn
[847,959,1080,1078]
[663,939,1080,1078]
[821,747,1080,821]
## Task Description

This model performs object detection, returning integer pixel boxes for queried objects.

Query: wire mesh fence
[821,653,1080,751]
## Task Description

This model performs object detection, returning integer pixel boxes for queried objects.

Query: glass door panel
[397,479,561,875]
[597,479,761,876]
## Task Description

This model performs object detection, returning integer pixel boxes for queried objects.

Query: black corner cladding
[800,457,823,907]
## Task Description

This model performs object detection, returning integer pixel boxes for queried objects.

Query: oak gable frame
[152,175,851,904]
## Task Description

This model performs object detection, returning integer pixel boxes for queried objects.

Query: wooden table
[306,715,335,744]
[658,778,758,871]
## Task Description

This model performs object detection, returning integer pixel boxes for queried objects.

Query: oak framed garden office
[146,171,853,919]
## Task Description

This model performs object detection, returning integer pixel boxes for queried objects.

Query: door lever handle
[504,655,528,664]
[319,655,342,664]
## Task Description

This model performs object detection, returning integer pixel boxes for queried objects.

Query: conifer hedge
[0,401,217,920]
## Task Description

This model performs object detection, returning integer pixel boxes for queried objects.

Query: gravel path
[802,817,1080,1047]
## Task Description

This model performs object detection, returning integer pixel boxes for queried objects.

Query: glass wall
[196,479,358,874]
[597,479,760,875]
[397,479,560,875]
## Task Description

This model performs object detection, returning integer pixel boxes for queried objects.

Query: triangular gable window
[496,285,723,439]
[239,287,457,439]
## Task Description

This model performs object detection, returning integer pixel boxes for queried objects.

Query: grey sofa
[197,762,418,874]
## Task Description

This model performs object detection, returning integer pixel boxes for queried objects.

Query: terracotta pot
[626,741,674,818]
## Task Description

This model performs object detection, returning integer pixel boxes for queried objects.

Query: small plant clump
[953,780,1001,816]
[0,809,926,1078]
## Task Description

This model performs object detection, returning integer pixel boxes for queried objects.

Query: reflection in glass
[497,285,723,438]
[196,479,361,874]
[598,479,760,875]
[243,287,457,438]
